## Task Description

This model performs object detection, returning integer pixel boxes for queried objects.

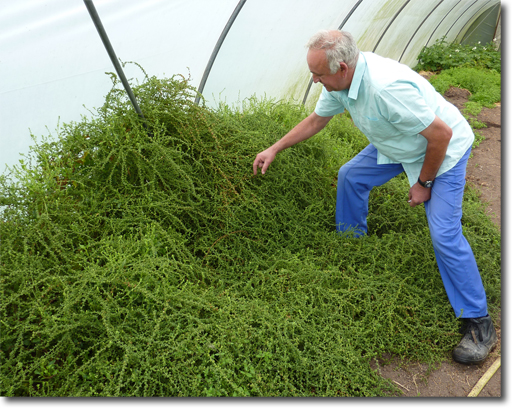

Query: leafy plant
[463,101,485,117]
[414,37,501,73]
[0,68,501,397]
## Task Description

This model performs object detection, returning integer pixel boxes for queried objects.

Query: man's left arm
[408,116,453,207]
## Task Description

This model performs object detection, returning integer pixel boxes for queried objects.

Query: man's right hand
[252,112,333,176]
[253,147,277,175]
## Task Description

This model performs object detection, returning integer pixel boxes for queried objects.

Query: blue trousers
[336,144,487,319]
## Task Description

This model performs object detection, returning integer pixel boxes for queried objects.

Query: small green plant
[463,101,485,117]
[34,360,59,380]
[468,118,487,130]
[414,37,501,73]
[428,67,500,107]
[472,130,485,150]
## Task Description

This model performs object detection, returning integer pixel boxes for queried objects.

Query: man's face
[307,49,346,92]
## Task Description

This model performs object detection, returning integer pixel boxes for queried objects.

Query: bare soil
[373,82,502,397]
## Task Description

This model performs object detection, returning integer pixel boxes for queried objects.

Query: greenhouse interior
[0,0,503,399]
[0,0,502,172]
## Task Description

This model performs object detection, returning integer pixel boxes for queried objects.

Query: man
[252,30,497,365]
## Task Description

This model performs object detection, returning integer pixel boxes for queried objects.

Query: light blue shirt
[314,52,474,186]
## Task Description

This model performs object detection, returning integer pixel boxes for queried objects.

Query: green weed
[0,69,501,397]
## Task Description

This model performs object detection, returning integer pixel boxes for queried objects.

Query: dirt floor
[372,82,502,397]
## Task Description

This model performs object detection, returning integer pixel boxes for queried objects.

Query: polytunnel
[0,0,502,173]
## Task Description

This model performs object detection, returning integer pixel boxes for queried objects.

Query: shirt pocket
[357,115,380,135]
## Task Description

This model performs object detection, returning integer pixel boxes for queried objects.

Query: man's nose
[312,75,320,83]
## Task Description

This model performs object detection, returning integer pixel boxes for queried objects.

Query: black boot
[452,315,497,365]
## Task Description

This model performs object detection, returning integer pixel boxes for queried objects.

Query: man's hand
[409,115,452,207]
[408,182,431,207]
[252,112,333,176]
[253,147,277,175]
[407,115,452,206]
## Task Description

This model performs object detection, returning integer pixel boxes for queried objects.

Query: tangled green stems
[0,70,500,397]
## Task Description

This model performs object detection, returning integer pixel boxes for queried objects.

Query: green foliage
[414,37,501,73]
[428,67,500,108]
[0,70,501,397]
[471,130,485,151]
[463,101,484,117]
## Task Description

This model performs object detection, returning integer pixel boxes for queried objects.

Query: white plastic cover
[0,0,502,173]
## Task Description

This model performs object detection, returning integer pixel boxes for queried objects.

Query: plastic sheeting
[1,0,241,173]
[0,0,503,173]
[460,2,501,45]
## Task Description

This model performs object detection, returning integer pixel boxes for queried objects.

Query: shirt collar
[348,52,366,100]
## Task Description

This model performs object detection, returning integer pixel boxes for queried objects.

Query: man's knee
[429,223,463,252]
[338,163,362,187]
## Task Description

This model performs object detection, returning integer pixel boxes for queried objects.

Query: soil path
[373,84,502,397]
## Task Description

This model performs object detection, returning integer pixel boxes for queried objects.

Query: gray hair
[306,30,360,73]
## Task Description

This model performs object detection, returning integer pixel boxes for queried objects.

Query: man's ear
[339,62,348,76]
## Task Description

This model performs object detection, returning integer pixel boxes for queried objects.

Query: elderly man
[253,30,496,365]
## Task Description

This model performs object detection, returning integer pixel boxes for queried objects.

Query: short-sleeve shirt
[314,52,474,186]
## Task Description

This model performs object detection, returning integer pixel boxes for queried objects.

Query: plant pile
[414,37,501,73]
[0,70,501,397]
